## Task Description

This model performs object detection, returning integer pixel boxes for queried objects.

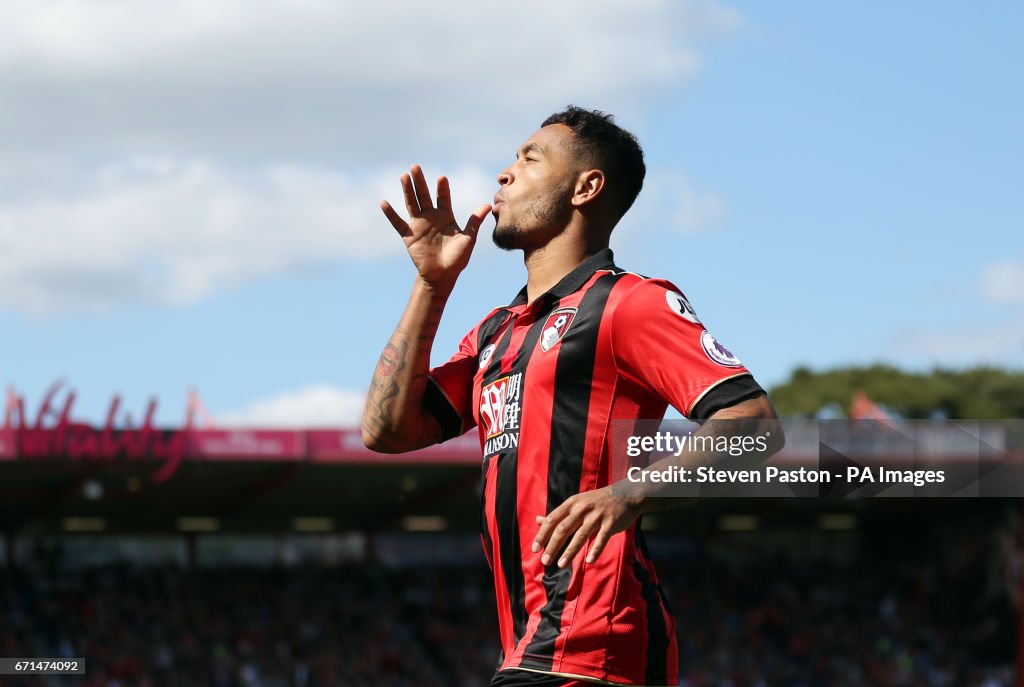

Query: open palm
[380,165,492,287]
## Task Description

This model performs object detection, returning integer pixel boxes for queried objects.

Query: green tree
[769,365,1024,419]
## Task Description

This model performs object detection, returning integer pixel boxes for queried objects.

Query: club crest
[540,307,577,352]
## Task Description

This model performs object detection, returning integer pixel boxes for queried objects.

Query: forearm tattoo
[363,336,441,450]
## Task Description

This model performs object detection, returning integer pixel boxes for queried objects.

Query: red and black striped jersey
[425,249,764,687]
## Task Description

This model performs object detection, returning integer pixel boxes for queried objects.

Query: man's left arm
[532,394,783,568]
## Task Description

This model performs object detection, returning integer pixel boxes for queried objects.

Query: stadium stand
[0,506,1015,687]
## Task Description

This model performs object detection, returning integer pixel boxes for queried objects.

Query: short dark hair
[541,105,645,222]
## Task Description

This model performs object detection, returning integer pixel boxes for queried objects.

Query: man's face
[491,124,579,251]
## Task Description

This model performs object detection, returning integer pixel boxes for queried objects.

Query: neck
[522,229,608,303]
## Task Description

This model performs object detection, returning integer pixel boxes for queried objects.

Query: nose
[497,166,512,186]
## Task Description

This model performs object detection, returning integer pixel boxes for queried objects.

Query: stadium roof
[0,424,489,534]
[3,387,1020,535]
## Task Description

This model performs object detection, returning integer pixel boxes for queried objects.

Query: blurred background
[1,1,1022,685]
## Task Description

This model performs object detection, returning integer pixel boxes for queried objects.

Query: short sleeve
[425,327,480,441]
[611,278,762,419]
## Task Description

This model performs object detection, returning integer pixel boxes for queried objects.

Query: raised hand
[380,165,492,288]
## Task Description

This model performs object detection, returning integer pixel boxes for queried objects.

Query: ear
[571,169,605,208]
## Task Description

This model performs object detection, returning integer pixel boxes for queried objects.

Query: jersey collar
[507,248,616,308]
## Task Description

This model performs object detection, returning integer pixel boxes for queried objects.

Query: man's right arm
[361,278,453,453]
[360,165,491,453]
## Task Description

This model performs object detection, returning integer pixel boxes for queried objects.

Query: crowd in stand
[0,521,1015,687]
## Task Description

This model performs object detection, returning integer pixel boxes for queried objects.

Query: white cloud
[885,256,1024,368]
[889,317,1024,365]
[218,384,364,428]
[622,168,730,236]
[674,187,729,235]
[981,256,1024,305]
[0,159,494,314]
[667,172,730,235]
[0,0,742,164]
[0,0,744,314]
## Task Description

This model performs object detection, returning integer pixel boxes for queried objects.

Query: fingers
[586,524,613,564]
[463,203,493,242]
[558,516,600,568]
[390,165,489,239]
[533,489,630,569]
[410,165,433,213]
[535,507,583,567]
[399,166,433,218]
[532,505,565,554]
[379,200,412,238]
[436,176,451,211]
[400,173,419,217]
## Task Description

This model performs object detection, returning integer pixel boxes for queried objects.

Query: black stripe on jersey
[493,306,550,646]
[481,314,521,639]
[481,308,515,346]
[494,452,528,645]
[480,455,495,570]
[524,272,621,667]
[635,530,670,685]
[481,313,517,388]
[478,309,515,367]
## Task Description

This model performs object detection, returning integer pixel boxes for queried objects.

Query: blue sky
[1,1,1020,427]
